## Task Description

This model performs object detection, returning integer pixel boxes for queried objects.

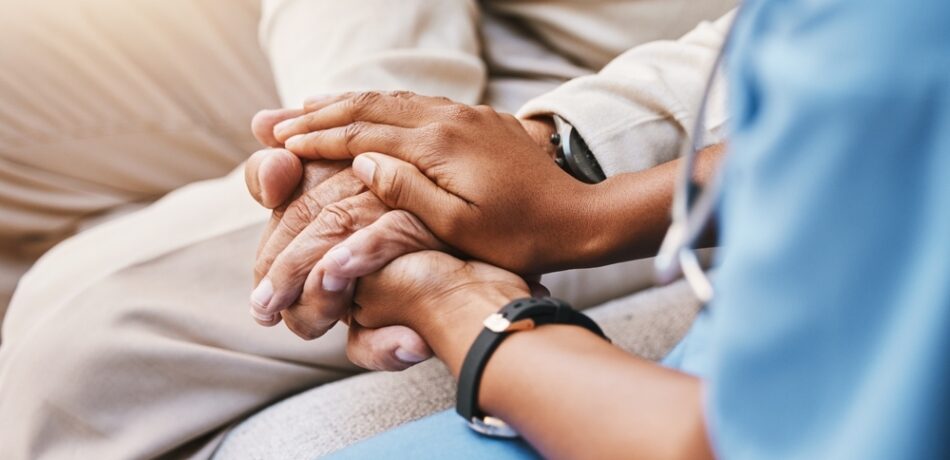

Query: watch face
[566,129,606,184]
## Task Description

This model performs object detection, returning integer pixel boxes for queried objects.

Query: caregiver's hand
[351,250,531,373]
[272,91,592,275]
[243,106,440,370]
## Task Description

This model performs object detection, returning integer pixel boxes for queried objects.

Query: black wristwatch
[456,297,609,438]
[550,115,607,184]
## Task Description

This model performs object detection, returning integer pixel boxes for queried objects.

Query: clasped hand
[244,91,590,371]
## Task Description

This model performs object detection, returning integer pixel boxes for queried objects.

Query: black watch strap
[456,297,609,438]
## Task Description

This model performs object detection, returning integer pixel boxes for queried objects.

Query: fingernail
[325,247,351,269]
[249,307,278,325]
[274,119,295,136]
[322,274,349,292]
[394,347,427,364]
[353,155,377,183]
[251,278,274,311]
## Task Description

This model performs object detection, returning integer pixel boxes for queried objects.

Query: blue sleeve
[708,0,950,458]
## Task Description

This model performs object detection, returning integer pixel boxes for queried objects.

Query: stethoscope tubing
[654,6,743,302]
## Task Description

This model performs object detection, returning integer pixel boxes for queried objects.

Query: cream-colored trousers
[0,0,733,458]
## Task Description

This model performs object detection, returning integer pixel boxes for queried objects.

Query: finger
[251,95,351,147]
[316,210,447,280]
[251,108,305,147]
[346,322,432,371]
[245,149,304,209]
[273,91,451,142]
[254,168,364,283]
[352,153,463,236]
[249,305,283,327]
[279,265,353,339]
[255,161,348,262]
[279,276,354,340]
[254,192,389,316]
[283,123,416,162]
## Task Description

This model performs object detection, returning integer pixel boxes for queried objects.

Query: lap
[0,169,364,459]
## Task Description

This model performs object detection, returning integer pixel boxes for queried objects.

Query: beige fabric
[0,1,731,458]
[0,0,278,322]
[518,10,736,176]
[214,280,701,459]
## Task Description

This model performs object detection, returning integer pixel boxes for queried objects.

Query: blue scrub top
[708,0,950,458]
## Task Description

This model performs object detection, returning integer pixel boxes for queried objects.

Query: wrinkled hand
[271,91,588,277]
[244,104,443,370]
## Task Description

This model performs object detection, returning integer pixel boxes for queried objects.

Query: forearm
[554,143,724,269]
[417,291,711,460]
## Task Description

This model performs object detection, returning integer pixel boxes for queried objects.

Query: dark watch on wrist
[550,115,607,184]
[456,297,609,438]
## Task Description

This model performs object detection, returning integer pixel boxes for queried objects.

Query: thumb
[352,153,460,233]
[346,323,432,371]
[245,149,303,209]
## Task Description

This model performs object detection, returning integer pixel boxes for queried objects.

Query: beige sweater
[259,0,736,175]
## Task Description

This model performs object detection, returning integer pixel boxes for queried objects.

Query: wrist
[519,116,557,160]
[414,284,528,376]
[537,176,610,271]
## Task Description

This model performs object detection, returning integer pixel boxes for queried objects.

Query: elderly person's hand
[244,93,556,342]
[244,105,444,370]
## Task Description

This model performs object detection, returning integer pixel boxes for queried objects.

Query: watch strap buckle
[468,415,519,438]
[483,313,536,333]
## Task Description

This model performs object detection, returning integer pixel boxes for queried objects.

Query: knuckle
[253,257,272,281]
[377,166,407,207]
[281,199,316,232]
[316,202,358,235]
[343,121,369,151]
[422,122,455,145]
[350,91,382,118]
[387,90,416,100]
[473,104,495,115]
[443,104,478,123]
[298,113,318,132]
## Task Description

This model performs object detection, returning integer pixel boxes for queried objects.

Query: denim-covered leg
[325,410,541,460]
